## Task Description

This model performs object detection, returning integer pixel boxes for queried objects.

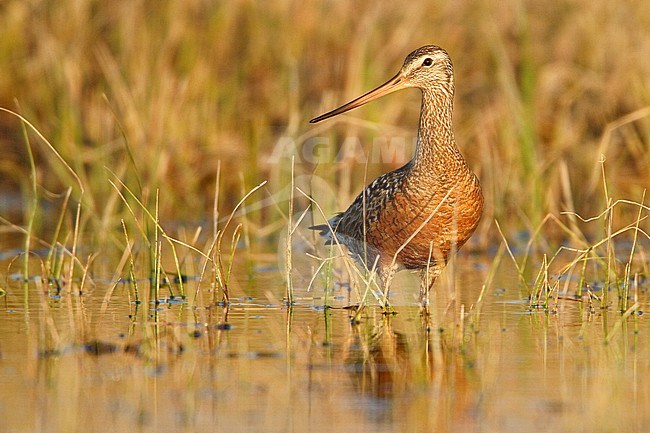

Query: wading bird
[309,45,483,308]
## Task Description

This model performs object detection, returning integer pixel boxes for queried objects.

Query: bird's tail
[308,215,341,245]
[308,223,329,235]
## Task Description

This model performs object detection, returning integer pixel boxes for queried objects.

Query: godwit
[310,45,483,307]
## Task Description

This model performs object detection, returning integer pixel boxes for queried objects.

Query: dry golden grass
[3,6,650,431]
[0,0,649,292]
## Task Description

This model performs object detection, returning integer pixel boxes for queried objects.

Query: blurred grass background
[1,0,649,252]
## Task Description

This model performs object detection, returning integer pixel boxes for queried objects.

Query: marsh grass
[0,6,650,431]
[496,184,650,315]
[1,1,650,323]
[298,187,393,314]
[2,1,649,230]
[19,112,37,292]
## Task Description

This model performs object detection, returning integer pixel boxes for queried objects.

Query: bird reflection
[342,312,479,430]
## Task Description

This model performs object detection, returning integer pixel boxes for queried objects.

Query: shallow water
[1,251,649,433]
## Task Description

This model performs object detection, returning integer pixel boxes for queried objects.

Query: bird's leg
[419,267,440,314]
[379,263,398,314]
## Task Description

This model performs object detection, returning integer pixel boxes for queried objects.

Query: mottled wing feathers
[309,164,410,252]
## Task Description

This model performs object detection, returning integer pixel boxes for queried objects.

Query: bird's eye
[422,57,433,67]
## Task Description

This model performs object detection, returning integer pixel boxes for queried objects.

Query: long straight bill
[310,73,405,123]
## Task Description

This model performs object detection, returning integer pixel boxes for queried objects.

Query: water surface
[1,253,648,433]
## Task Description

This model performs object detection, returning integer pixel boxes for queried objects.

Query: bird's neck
[410,89,464,176]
